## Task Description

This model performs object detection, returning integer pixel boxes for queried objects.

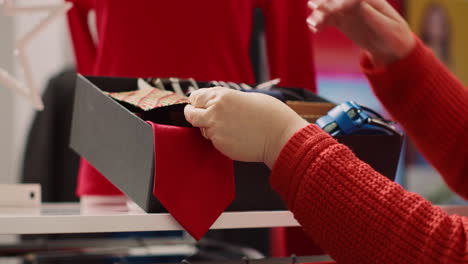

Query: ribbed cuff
[361,35,467,130]
[270,124,337,207]
[361,36,428,79]
[360,36,432,108]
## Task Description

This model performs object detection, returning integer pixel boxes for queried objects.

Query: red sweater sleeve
[66,0,96,74]
[261,0,317,92]
[363,38,468,199]
[271,125,468,263]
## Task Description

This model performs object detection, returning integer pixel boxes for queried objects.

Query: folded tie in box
[70,75,403,239]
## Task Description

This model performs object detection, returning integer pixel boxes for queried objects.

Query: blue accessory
[316,101,399,136]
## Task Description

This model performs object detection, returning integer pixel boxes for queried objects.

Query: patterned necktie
[107,86,188,111]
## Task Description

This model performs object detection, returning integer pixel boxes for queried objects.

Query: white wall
[1,0,72,184]
[0,0,72,252]
[0,4,14,185]
[12,0,73,183]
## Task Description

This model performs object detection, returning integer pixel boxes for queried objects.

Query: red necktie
[147,122,235,240]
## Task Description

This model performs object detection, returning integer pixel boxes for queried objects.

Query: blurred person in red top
[184,0,468,262]
[66,0,319,255]
[66,0,317,200]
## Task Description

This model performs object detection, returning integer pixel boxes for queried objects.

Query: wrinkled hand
[307,0,415,66]
[184,87,309,168]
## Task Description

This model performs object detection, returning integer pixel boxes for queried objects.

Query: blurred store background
[0,0,467,258]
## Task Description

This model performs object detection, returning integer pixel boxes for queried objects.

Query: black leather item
[22,69,80,203]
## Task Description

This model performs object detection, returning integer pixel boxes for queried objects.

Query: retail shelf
[0,202,300,235]
[0,203,466,235]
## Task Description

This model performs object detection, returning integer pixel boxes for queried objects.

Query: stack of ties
[105,77,335,123]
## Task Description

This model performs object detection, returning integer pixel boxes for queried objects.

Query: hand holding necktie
[184,87,309,168]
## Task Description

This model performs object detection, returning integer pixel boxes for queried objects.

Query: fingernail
[308,1,319,9]
[306,17,317,27]
[308,24,318,33]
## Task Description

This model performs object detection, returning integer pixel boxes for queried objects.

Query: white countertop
[0,203,465,235]
[0,202,299,234]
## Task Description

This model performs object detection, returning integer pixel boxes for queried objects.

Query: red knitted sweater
[271,38,468,263]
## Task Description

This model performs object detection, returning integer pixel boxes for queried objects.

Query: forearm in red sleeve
[271,124,468,263]
[362,37,468,199]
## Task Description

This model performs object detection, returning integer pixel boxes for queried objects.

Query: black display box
[70,75,403,213]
